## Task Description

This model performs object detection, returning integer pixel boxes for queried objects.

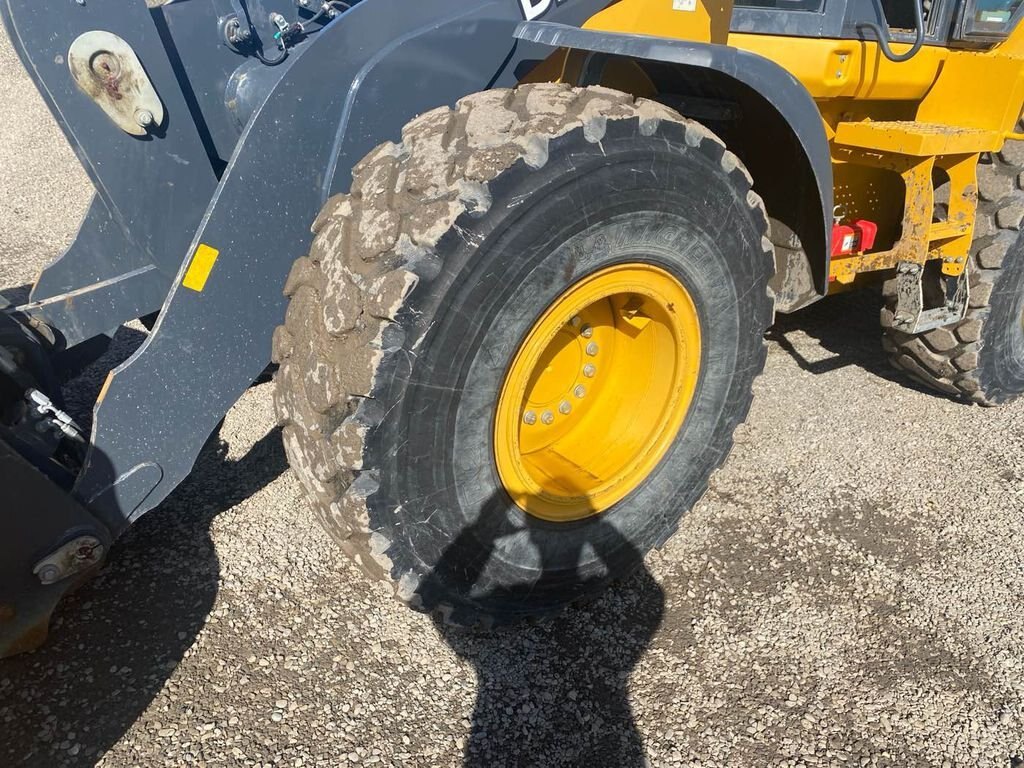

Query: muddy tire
[882,144,1024,404]
[273,84,774,625]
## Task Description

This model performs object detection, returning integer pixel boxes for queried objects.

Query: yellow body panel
[917,54,1024,133]
[833,121,1004,156]
[583,0,733,44]
[583,0,1024,133]
[730,34,946,102]
[564,0,1024,282]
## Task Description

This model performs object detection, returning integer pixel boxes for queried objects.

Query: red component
[853,219,878,252]
[830,218,879,257]
[831,222,857,257]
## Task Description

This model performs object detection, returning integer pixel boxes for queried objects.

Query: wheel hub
[494,263,701,522]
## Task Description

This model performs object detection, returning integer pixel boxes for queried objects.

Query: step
[928,220,971,240]
[834,120,1003,156]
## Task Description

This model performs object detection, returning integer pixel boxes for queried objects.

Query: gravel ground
[3,28,1024,768]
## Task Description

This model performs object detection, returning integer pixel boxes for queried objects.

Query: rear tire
[882,143,1024,404]
[273,84,774,625]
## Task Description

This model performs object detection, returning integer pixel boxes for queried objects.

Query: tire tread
[273,83,773,622]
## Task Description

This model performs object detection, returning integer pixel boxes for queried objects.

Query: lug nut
[523,411,537,425]
[574,384,586,398]
[583,364,596,378]
[581,325,593,338]
[558,400,571,415]
[570,316,581,327]
[586,342,599,356]
[541,411,554,425]
[135,109,154,128]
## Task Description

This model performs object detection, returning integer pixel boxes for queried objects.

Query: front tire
[273,84,774,625]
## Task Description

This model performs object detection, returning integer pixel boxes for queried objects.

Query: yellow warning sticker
[182,243,220,293]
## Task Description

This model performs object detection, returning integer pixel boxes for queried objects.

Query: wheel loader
[2,0,1023,655]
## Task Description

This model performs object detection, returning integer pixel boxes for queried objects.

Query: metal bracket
[67,31,164,136]
[32,536,104,585]
[892,260,970,334]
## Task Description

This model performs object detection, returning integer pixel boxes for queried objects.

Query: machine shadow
[767,286,934,393]
[0,283,31,305]
[1,413,287,767]
[421,485,665,768]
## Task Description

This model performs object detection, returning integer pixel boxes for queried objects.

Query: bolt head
[558,400,571,415]
[37,565,61,585]
[541,411,554,425]
[581,325,593,339]
[574,384,586,399]
[523,411,536,425]
[583,364,596,378]
[585,342,599,356]
[135,109,154,128]
[569,316,581,328]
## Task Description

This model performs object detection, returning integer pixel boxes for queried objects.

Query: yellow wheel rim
[494,263,702,522]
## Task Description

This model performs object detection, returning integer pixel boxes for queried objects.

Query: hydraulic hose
[858,0,926,63]
[299,1,352,33]
[228,0,352,66]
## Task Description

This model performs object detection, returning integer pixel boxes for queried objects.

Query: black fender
[514,21,834,296]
